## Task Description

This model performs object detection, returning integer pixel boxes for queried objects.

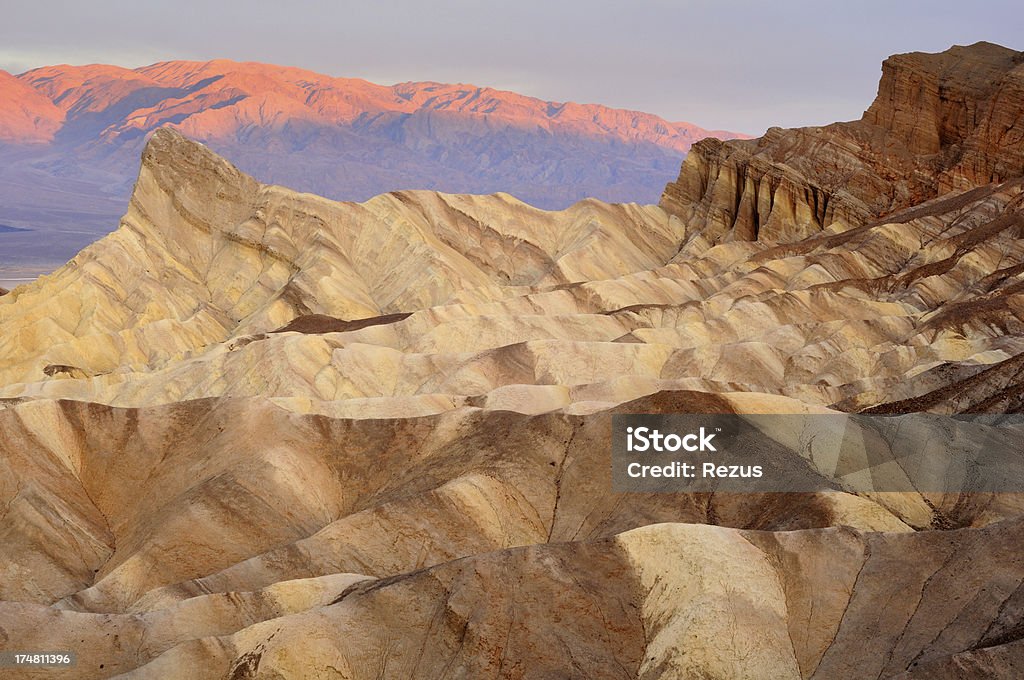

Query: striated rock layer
[661,41,1024,244]
[2,127,1024,418]
[3,42,1024,678]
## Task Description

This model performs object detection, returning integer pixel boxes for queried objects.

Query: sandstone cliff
[661,41,1024,245]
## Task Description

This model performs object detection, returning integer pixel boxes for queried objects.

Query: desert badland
[2,41,1024,678]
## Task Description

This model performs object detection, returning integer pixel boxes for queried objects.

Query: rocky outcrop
[865,42,1024,190]
[662,41,1024,244]
[659,133,876,244]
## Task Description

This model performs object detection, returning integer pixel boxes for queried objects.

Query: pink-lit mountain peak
[0,69,65,142]
[19,64,160,115]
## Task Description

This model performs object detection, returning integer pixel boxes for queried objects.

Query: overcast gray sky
[1,0,1020,134]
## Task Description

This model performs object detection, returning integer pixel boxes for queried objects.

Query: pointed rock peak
[143,127,240,175]
[139,127,258,199]
[131,127,260,238]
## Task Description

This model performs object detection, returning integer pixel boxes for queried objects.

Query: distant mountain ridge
[5,59,740,150]
[11,60,739,150]
[0,59,746,274]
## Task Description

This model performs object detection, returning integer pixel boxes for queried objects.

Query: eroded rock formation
[661,41,1024,245]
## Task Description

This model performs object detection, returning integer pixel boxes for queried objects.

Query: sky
[1,0,1021,134]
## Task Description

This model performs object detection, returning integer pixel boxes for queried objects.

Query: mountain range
[0,59,745,276]
[2,41,1024,678]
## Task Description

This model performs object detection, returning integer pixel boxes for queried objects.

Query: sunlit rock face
[3,42,1024,679]
[661,41,1024,244]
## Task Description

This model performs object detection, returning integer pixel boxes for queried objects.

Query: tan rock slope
[2,42,1024,678]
